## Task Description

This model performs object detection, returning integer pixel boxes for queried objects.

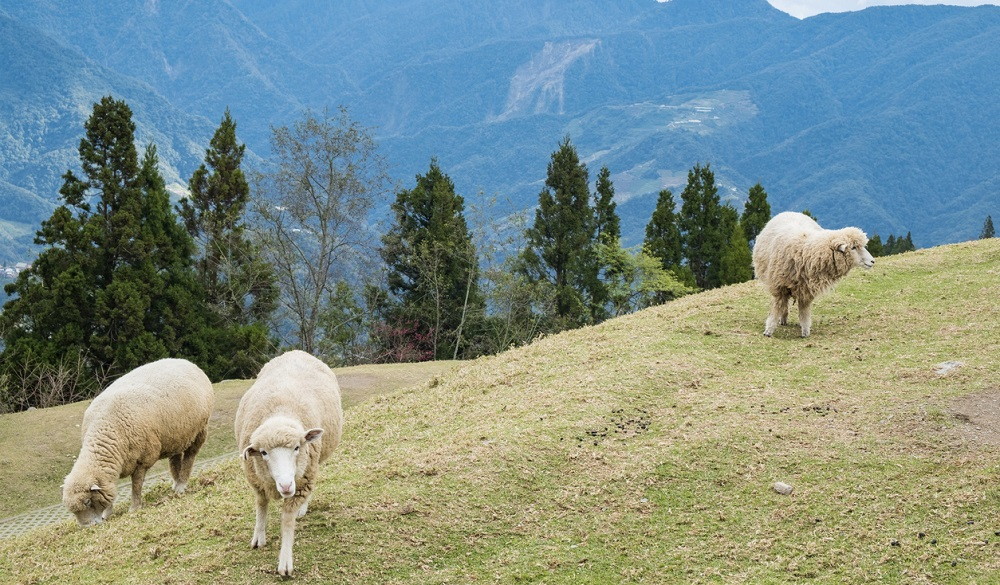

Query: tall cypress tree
[520,137,594,329]
[679,163,725,289]
[593,166,620,244]
[180,110,277,377]
[718,205,753,285]
[980,215,995,239]
[586,165,620,323]
[380,159,484,360]
[740,183,771,245]
[0,96,210,408]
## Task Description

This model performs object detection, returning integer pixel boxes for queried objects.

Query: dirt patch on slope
[950,388,1000,446]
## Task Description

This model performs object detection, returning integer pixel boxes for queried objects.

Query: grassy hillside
[2,240,999,583]
[0,361,456,517]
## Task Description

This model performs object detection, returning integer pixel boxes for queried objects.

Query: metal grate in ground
[0,451,236,540]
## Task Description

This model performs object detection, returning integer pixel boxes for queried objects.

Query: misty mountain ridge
[0,0,997,265]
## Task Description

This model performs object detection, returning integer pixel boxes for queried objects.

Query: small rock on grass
[773,482,793,495]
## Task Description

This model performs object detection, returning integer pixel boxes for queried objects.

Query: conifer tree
[520,137,594,329]
[679,163,725,289]
[718,205,753,285]
[884,234,897,255]
[379,159,484,360]
[644,188,696,296]
[0,97,211,408]
[645,189,682,270]
[981,215,995,239]
[586,165,619,323]
[867,234,884,257]
[593,166,620,244]
[180,110,277,377]
[740,182,771,245]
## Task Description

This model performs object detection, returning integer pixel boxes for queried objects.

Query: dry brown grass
[0,360,456,517]
[1,240,999,584]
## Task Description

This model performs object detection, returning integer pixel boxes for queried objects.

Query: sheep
[62,358,214,526]
[234,350,343,577]
[752,211,875,337]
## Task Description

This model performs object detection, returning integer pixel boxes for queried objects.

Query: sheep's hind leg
[798,299,813,337]
[172,428,207,493]
[764,294,790,336]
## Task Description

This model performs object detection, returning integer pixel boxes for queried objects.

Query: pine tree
[379,159,484,360]
[593,166,620,244]
[899,232,915,253]
[0,97,211,408]
[587,165,620,323]
[520,137,594,329]
[645,189,682,269]
[981,215,995,239]
[644,188,696,297]
[867,234,884,257]
[718,205,753,285]
[180,110,277,377]
[679,163,725,289]
[740,182,771,245]
[884,234,897,255]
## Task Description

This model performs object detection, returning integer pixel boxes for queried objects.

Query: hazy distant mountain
[1,0,997,264]
[0,11,222,264]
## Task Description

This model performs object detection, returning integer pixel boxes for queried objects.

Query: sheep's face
[835,229,875,269]
[244,428,324,498]
[62,477,116,526]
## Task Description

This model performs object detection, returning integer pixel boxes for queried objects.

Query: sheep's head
[244,416,324,498]
[62,475,116,526]
[834,228,875,269]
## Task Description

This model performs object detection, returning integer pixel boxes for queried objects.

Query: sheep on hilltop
[752,211,875,337]
[234,350,343,577]
[62,358,214,526]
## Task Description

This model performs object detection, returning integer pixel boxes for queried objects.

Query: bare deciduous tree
[252,107,391,353]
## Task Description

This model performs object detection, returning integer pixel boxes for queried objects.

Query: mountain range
[1,0,998,266]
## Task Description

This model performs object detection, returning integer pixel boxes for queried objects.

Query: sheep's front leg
[277,504,299,576]
[173,428,207,493]
[250,490,269,548]
[764,294,789,336]
[130,467,148,511]
[798,299,813,337]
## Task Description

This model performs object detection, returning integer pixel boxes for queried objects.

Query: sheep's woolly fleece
[62,358,214,525]
[752,211,874,337]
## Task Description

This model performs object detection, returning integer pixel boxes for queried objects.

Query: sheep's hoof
[251,534,266,549]
[277,557,293,576]
[172,481,187,494]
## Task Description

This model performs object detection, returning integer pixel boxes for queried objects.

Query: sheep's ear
[304,428,324,443]
[243,446,259,460]
[90,484,101,492]
[836,242,848,253]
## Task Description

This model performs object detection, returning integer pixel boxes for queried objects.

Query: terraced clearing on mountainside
[1,239,998,584]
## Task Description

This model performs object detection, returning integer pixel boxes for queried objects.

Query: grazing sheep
[234,350,343,577]
[752,211,875,337]
[62,358,214,526]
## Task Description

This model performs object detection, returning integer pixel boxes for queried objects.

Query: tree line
[0,98,932,411]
